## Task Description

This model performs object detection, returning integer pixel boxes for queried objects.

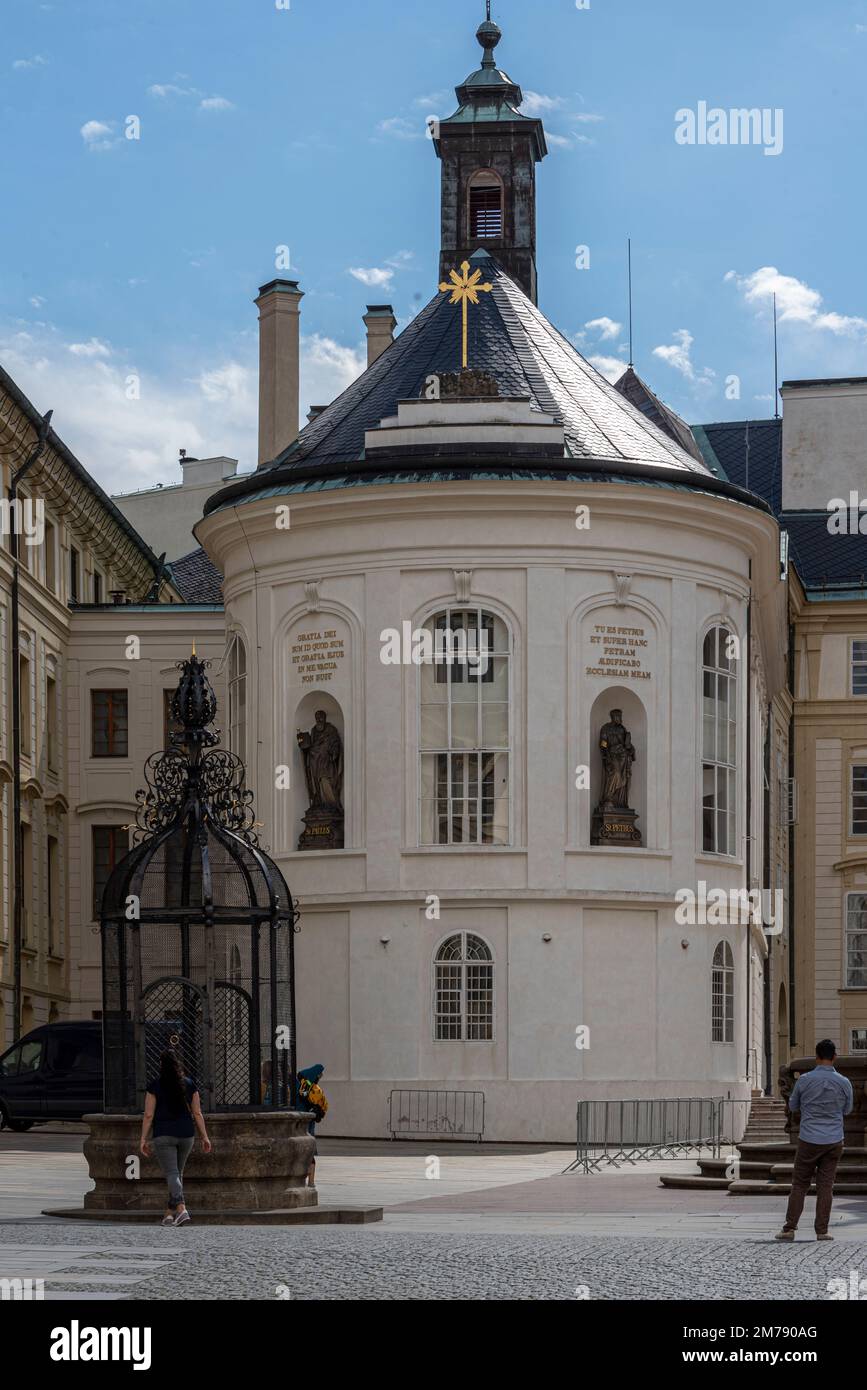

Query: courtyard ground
[1,1126,866,1300]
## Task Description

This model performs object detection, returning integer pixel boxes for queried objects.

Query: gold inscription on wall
[291,629,345,685]
[585,625,652,681]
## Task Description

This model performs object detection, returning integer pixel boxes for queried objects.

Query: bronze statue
[297,711,343,812]
[598,709,635,810]
[297,711,344,851]
[591,708,641,845]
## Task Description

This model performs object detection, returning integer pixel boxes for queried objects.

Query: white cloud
[199,96,234,111]
[13,55,48,70]
[574,113,604,124]
[414,91,448,107]
[377,116,422,140]
[589,354,629,382]
[0,320,368,490]
[148,82,199,99]
[300,334,366,415]
[80,120,117,151]
[652,328,715,384]
[519,91,567,116]
[29,296,46,309]
[69,337,112,358]
[348,266,395,289]
[347,252,412,290]
[725,265,867,336]
[546,133,574,149]
[585,316,623,341]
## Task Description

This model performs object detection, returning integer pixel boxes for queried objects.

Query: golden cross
[438,260,493,369]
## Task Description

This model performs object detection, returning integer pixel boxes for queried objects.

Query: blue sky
[3,0,866,491]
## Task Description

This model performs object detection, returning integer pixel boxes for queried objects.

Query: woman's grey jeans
[153,1136,195,1210]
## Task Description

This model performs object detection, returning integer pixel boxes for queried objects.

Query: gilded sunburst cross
[438,260,493,369]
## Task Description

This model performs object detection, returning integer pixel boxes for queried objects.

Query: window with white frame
[227,635,247,764]
[851,1029,867,1052]
[434,933,494,1041]
[712,940,735,1043]
[845,894,867,988]
[419,608,510,846]
[852,766,867,836]
[853,641,867,696]
[702,626,737,856]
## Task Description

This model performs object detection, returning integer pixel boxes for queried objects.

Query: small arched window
[702,625,737,855]
[712,941,735,1043]
[468,170,504,240]
[227,635,247,764]
[435,933,494,1041]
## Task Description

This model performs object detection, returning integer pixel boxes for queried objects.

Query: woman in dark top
[141,1051,211,1226]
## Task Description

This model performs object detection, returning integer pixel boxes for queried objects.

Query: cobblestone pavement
[0,1224,865,1300]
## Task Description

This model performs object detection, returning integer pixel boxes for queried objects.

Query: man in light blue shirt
[776,1040,854,1242]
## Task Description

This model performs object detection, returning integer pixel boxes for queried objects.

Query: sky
[2,0,867,494]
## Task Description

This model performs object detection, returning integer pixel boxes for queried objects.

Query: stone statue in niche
[591,708,642,846]
[297,710,344,850]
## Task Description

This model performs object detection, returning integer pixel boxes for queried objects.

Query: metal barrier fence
[388,1089,485,1141]
[564,1097,751,1174]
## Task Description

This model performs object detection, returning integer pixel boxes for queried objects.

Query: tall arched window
[712,941,735,1043]
[227,635,247,764]
[468,170,504,239]
[419,607,510,845]
[702,625,737,855]
[434,933,494,1041]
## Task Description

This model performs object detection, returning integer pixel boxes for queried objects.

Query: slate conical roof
[262,252,710,478]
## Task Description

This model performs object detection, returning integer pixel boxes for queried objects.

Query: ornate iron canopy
[100,654,299,1114]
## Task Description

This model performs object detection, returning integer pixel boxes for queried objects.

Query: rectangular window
[852,766,867,836]
[44,521,56,592]
[69,547,80,602]
[47,835,59,955]
[469,184,503,239]
[845,894,867,989]
[47,675,58,772]
[92,826,128,919]
[92,570,103,604]
[853,641,867,696]
[22,823,33,944]
[19,655,31,757]
[92,690,129,758]
[852,1029,867,1052]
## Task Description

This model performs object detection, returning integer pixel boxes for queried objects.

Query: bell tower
[433,6,547,303]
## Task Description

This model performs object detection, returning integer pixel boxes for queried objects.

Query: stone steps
[729,1180,867,1196]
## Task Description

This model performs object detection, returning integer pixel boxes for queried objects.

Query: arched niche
[588,686,647,846]
[292,690,345,852]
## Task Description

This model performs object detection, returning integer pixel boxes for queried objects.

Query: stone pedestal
[81,1111,317,1213]
[591,806,642,846]
[298,808,344,851]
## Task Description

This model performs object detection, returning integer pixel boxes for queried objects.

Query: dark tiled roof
[695,419,783,511]
[614,367,706,464]
[265,252,709,477]
[169,548,223,605]
[693,416,867,590]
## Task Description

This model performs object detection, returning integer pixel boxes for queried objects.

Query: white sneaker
[173,1210,190,1226]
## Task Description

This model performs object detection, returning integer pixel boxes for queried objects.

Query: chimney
[363,304,397,368]
[255,278,304,467]
[307,405,327,423]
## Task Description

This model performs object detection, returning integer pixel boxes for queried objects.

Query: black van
[0,1022,103,1130]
